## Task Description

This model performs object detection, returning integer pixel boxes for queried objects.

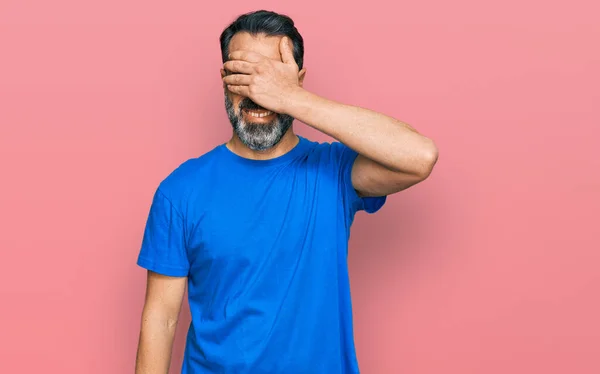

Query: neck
[226,129,299,160]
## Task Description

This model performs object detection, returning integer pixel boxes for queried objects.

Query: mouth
[242,108,276,120]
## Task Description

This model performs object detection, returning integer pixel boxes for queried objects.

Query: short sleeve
[334,142,387,216]
[136,187,190,277]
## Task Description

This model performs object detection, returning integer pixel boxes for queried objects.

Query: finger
[227,85,250,97]
[223,74,252,86]
[223,60,255,75]
[279,36,295,65]
[228,50,263,63]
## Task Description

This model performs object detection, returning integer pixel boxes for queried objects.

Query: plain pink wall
[1,0,598,373]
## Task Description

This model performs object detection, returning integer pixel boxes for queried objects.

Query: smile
[243,109,274,118]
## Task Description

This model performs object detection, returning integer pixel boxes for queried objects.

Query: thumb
[280,36,295,65]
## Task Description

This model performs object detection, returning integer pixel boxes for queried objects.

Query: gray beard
[224,93,294,151]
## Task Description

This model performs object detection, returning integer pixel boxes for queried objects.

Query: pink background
[1,0,599,373]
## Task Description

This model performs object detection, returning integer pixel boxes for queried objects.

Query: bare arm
[135,271,187,374]
[223,39,438,197]
[283,88,439,197]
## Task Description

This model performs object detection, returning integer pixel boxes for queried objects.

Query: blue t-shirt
[137,135,386,373]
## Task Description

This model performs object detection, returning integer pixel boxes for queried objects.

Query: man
[135,9,438,374]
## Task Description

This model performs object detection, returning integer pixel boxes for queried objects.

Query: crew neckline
[218,135,310,167]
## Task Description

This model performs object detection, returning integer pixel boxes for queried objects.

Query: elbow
[166,316,179,331]
[141,307,180,333]
[417,140,439,180]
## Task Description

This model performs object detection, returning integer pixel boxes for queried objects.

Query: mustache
[239,98,267,111]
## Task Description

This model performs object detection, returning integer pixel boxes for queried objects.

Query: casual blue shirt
[137,135,386,373]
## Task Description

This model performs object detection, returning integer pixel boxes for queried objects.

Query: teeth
[246,110,273,118]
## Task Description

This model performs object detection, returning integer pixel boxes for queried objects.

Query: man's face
[221,32,304,151]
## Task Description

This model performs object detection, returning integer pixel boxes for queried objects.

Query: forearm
[284,87,438,175]
[135,310,178,374]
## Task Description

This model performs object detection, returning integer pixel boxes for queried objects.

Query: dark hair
[219,10,304,69]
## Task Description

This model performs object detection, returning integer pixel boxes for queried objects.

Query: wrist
[280,86,307,116]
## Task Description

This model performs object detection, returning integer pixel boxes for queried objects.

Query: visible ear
[298,67,306,87]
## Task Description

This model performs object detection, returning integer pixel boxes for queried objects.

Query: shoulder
[304,138,357,167]
[155,146,222,204]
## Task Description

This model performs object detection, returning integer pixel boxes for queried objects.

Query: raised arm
[223,37,438,197]
[284,89,438,196]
